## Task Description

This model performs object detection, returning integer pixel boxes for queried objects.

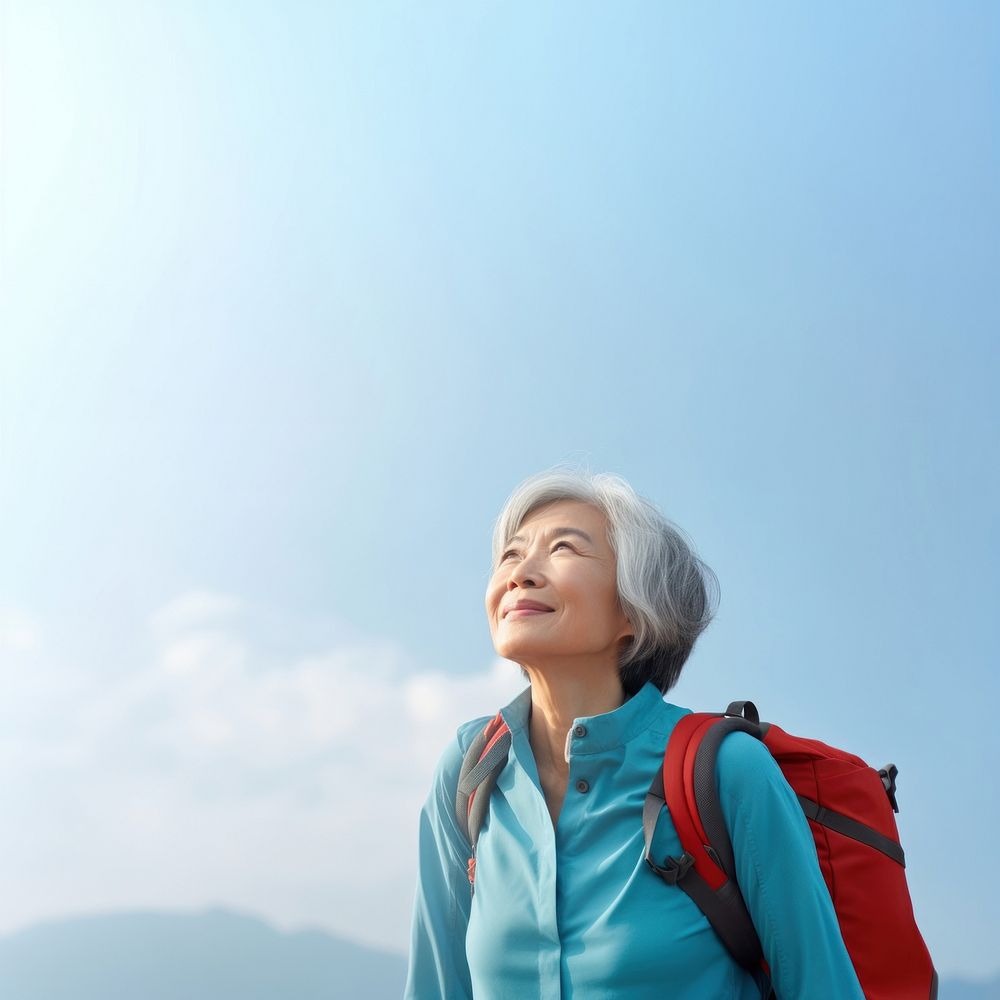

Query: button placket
[568,724,591,795]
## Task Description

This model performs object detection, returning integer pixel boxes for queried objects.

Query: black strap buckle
[646,850,695,885]
[878,763,899,814]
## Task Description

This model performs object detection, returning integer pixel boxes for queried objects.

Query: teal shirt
[405,681,864,1000]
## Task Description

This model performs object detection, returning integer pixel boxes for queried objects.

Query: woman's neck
[525,667,626,779]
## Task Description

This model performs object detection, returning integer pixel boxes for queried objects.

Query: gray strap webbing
[642,783,665,859]
[455,729,511,848]
[455,729,489,844]
[797,795,906,867]
[691,717,764,880]
[643,761,764,974]
[678,869,766,973]
[725,700,760,724]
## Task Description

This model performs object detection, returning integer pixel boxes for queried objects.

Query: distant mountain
[0,909,994,1000]
[0,908,407,1000]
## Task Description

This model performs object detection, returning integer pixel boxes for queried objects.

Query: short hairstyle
[490,467,719,695]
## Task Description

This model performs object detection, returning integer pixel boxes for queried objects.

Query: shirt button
[573,724,587,738]
[576,779,590,794]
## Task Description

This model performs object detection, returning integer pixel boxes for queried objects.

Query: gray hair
[490,467,719,694]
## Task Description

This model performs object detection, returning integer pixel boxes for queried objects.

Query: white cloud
[0,592,526,954]
[148,590,243,640]
[0,606,41,653]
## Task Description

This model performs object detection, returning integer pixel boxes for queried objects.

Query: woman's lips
[505,609,552,618]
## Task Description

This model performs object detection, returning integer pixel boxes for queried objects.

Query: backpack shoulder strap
[643,706,769,979]
[454,711,511,889]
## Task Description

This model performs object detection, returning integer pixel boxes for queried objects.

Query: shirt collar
[499,679,665,755]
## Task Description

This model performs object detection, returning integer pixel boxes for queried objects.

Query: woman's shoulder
[417,713,498,851]
[713,730,800,829]
[655,693,780,787]
[457,712,494,749]
[428,713,495,791]
[715,729,778,779]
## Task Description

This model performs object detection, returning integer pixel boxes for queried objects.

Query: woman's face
[485,500,632,668]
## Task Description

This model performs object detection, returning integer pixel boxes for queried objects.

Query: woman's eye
[499,542,572,562]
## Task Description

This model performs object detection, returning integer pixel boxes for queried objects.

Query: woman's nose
[507,554,543,589]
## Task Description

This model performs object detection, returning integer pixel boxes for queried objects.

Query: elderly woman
[405,470,863,999]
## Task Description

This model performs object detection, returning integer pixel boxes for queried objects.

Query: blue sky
[2,0,998,981]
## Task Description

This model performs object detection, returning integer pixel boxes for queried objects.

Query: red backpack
[456,699,937,1000]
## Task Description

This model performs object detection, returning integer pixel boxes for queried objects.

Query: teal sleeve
[404,722,484,1000]
[716,733,865,1000]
